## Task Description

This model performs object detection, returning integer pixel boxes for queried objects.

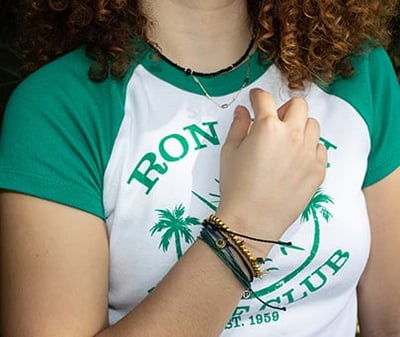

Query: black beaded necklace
[149,36,255,77]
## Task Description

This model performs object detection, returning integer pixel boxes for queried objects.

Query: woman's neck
[140,0,252,74]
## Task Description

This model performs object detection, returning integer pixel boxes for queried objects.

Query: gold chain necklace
[191,59,251,109]
[148,38,254,109]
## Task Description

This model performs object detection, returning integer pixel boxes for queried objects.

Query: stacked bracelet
[207,214,292,246]
[200,214,289,311]
[204,218,264,278]
[204,215,291,279]
[199,226,253,290]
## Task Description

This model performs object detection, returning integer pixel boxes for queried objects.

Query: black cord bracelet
[203,219,292,246]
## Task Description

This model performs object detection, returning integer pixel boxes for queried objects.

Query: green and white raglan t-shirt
[0,45,399,336]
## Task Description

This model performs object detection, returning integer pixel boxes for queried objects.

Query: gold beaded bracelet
[207,215,268,279]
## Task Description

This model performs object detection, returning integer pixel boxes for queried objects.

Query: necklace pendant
[221,103,229,109]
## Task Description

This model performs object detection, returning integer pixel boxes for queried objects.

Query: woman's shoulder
[323,46,399,112]
[16,48,98,98]
[7,47,132,122]
[327,46,400,187]
[332,46,396,89]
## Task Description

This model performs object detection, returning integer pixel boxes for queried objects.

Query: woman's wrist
[199,214,289,312]
[213,210,284,257]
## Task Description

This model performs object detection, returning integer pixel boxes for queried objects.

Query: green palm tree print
[255,187,334,299]
[280,187,333,256]
[301,188,333,225]
[151,204,201,259]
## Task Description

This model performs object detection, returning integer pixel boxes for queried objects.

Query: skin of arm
[0,193,110,337]
[0,90,326,337]
[358,167,400,337]
[0,192,247,337]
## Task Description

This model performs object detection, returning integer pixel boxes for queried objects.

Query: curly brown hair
[18,0,396,89]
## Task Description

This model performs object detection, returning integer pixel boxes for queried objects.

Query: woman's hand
[0,88,327,337]
[217,88,327,248]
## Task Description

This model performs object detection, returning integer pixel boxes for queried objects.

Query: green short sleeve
[326,47,400,187]
[0,49,126,218]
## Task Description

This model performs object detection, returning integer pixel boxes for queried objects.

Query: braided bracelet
[204,215,292,279]
[204,217,264,278]
[199,226,253,288]
[199,223,286,311]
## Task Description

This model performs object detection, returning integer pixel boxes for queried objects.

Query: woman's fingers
[304,117,322,146]
[224,105,252,148]
[317,142,328,167]
[277,97,308,125]
[249,88,277,120]
[219,88,328,244]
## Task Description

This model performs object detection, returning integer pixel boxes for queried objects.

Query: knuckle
[307,117,320,129]
[314,155,328,180]
[287,96,308,111]
[304,145,327,183]
[317,144,328,164]
[290,128,304,143]
[255,115,280,130]
[250,89,276,112]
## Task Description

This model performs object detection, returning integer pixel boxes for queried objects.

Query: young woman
[0,1,399,336]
